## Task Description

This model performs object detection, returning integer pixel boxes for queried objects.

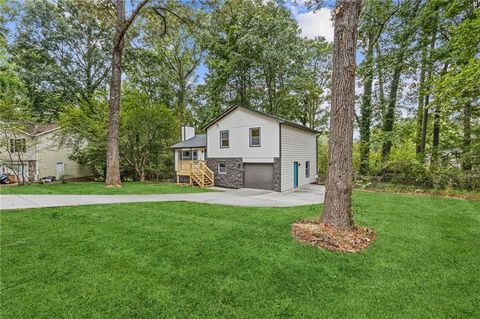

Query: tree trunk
[381,0,422,165]
[359,32,375,176]
[415,40,428,155]
[431,107,440,164]
[419,25,438,163]
[462,102,472,171]
[431,63,448,165]
[105,0,126,187]
[320,0,362,230]
[104,0,149,186]
[375,43,386,122]
[381,50,404,164]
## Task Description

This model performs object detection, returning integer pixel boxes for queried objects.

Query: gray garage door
[244,163,274,190]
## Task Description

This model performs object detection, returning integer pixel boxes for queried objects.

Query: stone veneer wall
[273,157,281,192]
[207,157,243,188]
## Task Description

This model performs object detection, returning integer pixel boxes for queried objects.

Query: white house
[171,106,318,192]
[0,123,91,183]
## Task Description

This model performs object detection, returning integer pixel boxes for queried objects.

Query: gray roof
[204,106,319,134]
[170,134,206,149]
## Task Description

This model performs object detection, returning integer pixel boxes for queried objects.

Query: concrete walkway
[0,184,325,210]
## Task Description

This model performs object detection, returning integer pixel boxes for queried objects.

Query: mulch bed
[291,220,376,253]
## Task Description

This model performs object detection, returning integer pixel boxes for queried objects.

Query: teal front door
[293,162,298,188]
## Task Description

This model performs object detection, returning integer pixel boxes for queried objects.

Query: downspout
[35,138,39,182]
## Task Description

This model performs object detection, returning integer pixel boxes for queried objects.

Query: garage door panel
[244,163,273,190]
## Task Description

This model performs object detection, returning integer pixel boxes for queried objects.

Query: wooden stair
[189,161,214,188]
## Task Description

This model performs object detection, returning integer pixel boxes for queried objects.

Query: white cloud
[297,8,334,42]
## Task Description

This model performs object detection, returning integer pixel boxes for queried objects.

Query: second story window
[249,127,261,147]
[10,139,26,153]
[220,130,229,148]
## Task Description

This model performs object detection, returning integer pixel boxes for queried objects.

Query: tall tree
[12,0,112,120]
[320,0,362,230]
[105,0,149,187]
[381,0,422,164]
[134,3,203,124]
[358,0,397,175]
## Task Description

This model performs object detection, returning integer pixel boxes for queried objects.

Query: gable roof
[170,134,207,149]
[0,122,59,137]
[204,106,319,134]
[25,124,59,136]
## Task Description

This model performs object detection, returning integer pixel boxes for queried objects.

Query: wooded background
[1,0,478,190]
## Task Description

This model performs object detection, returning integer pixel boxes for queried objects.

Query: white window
[249,127,261,147]
[181,150,191,160]
[192,150,198,160]
[220,130,229,148]
[9,139,26,153]
[218,161,226,174]
[306,161,310,177]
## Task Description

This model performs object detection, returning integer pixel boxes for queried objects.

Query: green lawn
[0,182,212,195]
[1,192,479,318]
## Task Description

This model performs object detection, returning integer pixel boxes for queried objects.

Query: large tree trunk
[359,32,375,176]
[105,0,126,187]
[105,0,149,186]
[320,0,362,230]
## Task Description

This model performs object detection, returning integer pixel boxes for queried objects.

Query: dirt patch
[291,220,376,253]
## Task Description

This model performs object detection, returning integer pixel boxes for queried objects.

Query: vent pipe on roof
[181,125,195,141]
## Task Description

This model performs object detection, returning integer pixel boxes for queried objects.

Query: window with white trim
[218,161,226,174]
[9,139,26,153]
[249,127,261,147]
[220,130,229,148]
[306,161,310,177]
[192,150,198,160]
[181,150,191,160]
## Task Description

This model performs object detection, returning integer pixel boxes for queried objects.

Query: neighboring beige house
[0,123,91,183]
[171,106,318,192]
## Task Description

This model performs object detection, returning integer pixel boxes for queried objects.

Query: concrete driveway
[0,184,325,210]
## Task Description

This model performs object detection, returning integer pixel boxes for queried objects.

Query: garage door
[244,163,274,190]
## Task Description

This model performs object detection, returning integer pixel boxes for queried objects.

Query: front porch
[176,160,214,188]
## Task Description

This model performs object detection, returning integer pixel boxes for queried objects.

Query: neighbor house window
[306,161,310,177]
[218,161,226,174]
[220,130,229,148]
[9,139,26,153]
[181,150,191,160]
[249,127,261,147]
[192,150,198,160]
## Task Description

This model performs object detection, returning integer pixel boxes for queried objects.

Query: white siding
[35,134,91,178]
[207,108,279,162]
[280,124,317,192]
[0,130,91,180]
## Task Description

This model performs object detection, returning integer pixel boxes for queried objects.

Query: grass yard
[1,192,479,318]
[0,181,212,195]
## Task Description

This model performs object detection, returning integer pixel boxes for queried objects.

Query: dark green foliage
[59,90,178,181]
